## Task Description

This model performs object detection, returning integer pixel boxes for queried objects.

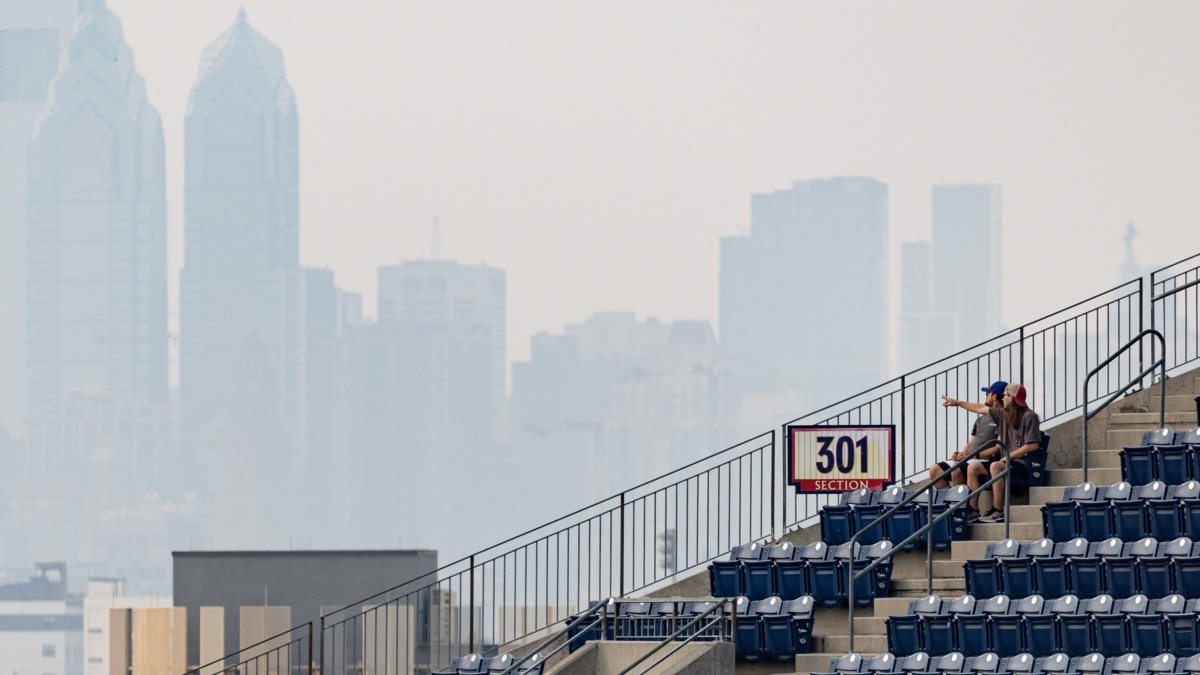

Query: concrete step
[811,614,888,634]
[951,541,990,560]
[796,653,854,673]
[1047,468,1122,486]
[891,577,966,593]
[814,633,888,654]
[1147,394,1200,414]
[1010,505,1045,523]
[1110,411,1197,427]
[967,522,1044,541]
[1086,450,1122,469]
[874,597,914,617]
[890,548,951,577]
[891,559,962,581]
[1030,486,1068,505]
[1107,428,1155,448]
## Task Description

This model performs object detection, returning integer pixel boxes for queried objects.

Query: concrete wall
[551,641,733,675]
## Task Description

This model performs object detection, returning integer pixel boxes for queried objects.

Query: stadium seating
[433,653,545,675]
[732,595,816,662]
[707,541,894,605]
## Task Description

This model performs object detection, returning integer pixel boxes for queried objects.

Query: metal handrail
[185,622,313,675]
[614,602,730,675]
[847,439,1009,652]
[497,599,612,675]
[1081,329,1166,482]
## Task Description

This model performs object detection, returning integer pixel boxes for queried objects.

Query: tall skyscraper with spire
[19,0,167,564]
[0,0,78,441]
[179,10,300,542]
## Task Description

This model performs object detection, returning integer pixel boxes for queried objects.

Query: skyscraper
[20,0,167,564]
[931,184,1002,349]
[179,11,299,515]
[720,177,889,403]
[0,1,78,439]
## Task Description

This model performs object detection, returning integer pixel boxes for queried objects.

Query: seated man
[928,380,1006,489]
[942,383,1042,524]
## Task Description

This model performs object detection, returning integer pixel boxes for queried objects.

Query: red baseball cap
[1005,383,1028,408]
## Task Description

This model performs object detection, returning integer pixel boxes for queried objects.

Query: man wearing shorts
[942,383,1042,524]
[928,380,1005,489]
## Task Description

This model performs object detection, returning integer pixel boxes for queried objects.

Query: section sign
[786,425,895,493]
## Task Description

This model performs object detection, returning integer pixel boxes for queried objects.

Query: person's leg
[951,465,967,487]
[930,461,949,489]
[987,460,1008,518]
[966,462,988,511]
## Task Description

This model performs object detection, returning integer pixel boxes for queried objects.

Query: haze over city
[2,5,1200,663]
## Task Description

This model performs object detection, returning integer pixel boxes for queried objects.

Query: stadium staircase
[781,372,1200,674]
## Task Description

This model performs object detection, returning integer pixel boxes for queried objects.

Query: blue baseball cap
[981,381,1008,396]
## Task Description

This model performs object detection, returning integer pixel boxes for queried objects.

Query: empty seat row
[708,541,894,605]
[1043,481,1200,542]
[818,651,1185,674]
[566,598,734,652]
[963,537,1200,600]
[820,485,971,549]
[887,593,1200,658]
[1119,427,1200,486]
[731,595,816,662]
[431,653,544,675]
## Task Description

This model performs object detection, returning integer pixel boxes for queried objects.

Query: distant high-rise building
[720,177,889,403]
[898,241,957,372]
[0,0,76,440]
[179,10,299,526]
[24,0,167,474]
[931,184,1002,348]
[19,0,166,570]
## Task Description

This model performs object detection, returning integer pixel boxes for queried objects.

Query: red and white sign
[787,425,895,493]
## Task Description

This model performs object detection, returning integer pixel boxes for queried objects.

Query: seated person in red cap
[941,383,1041,524]
[928,380,1006,489]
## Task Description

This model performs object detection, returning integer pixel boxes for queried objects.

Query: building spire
[236,5,247,22]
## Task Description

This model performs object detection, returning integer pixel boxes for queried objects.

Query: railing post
[1019,326,1026,385]
[619,493,626,597]
[770,428,777,541]
[469,555,476,653]
[307,622,314,675]
[899,375,906,482]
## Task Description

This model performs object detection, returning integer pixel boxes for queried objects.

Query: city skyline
[95,0,1200,379]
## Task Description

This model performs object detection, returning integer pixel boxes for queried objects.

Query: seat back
[999,653,1036,673]
[1178,480,1200,500]
[1146,428,1178,445]
[990,539,1021,558]
[1144,653,1177,674]
[967,653,1001,673]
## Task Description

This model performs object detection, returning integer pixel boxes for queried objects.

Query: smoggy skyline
[83,1,1200,379]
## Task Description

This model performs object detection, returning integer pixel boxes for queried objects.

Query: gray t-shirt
[987,407,1043,458]
[966,412,1000,453]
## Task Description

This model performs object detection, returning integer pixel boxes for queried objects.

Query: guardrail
[1151,252,1200,374]
[185,258,1200,675]
[186,623,312,675]
[1082,330,1167,482]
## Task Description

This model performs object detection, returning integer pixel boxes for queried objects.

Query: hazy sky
[105,0,1200,372]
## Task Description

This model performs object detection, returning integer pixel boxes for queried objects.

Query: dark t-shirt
[966,412,1000,453]
[987,407,1042,459]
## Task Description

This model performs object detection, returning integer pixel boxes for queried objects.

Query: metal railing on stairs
[1081,329,1167,483]
[182,253,1200,675]
[846,440,1006,652]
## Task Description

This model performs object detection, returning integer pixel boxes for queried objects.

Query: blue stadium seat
[1105,538,1158,599]
[1149,482,1200,540]
[1068,653,1107,675]
[916,491,954,552]
[1033,653,1072,674]
[1122,445,1157,487]
[1108,653,1142,675]
[1025,595,1080,656]
[850,540,895,605]
[741,542,795,600]
[864,653,899,673]
[1130,595,1179,657]
[1080,483,1132,541]
[852,500,888,547]
[1144,653,1178,675]
[1037,538,1089,599]
[1178,482,1200,539]
[783,596,815,654]
[435,654,486,675]
[1160,445,1194,486]
[676,600,720,641]
[922,594,976,656]
[999,653,1037,674]
[992,596,1045,657]
[809,543,854,607]
[966,539,1020,598]
[931,651,966,673]
[1028,432,1051,488]
[755,596,799,661]
[956,595,1010,657]
[733,596,764,661]
[1183,653,1200,674]
[709,543,764,597]
[815,653,865,675]
[1044,483,1099,542]
[882,486,921,551]
[1060,594,1114,657]
[1176,546,1200,599]
[896,652,932,673]
[1140,537,1192,599]
[966,652,1001,674]
[822,487,876,545]
[1146,428,1179,446]
[1094,595,1148,657]
[775,541,828,599]
[614,601,653,639]
[887,595,943,657]
[939,485,972,543]
[1002,538,1054,599]
[1165,597,1200,657]
[1071,538,1124,599]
